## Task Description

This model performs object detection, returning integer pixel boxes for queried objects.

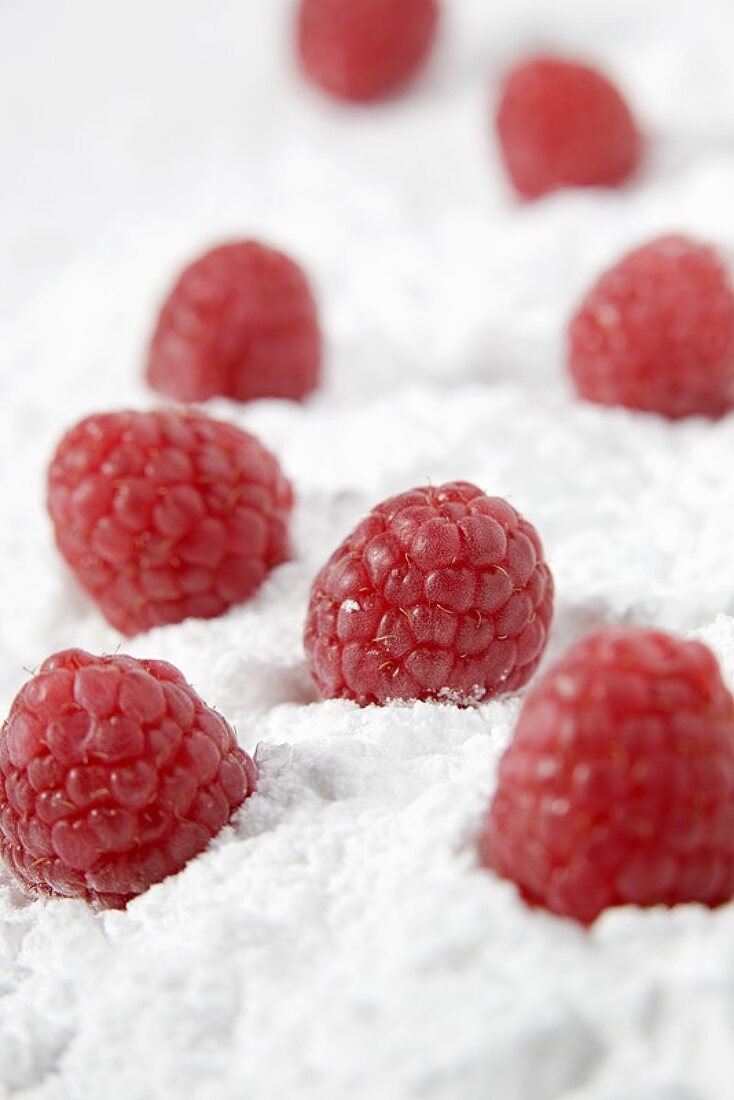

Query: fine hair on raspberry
[47,408,293,635]
[304,481,554,706]
[568,234,734,419]
[0,649,257,908]
[146,240,322,404]
[479,627,734,925]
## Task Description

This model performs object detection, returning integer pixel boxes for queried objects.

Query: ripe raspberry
[47,409,292,635]
[304,481,553,706]
[297,0,439,103]
[479,628,734,925]
[568,235,734,419]
[146,241,322,404]
[495,55,641,199]
[0,649,257,907]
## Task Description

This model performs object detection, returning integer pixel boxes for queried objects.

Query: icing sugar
[2,0,734,1096]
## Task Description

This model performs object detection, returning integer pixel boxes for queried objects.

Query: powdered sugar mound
[4,0,734,1097]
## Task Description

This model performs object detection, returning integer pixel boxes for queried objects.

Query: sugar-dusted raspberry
[0,649,257,907]
[495,55,641,199]
[47,409,293,635]
[479,627,734,925]
[297,0,439,103]
[568,235,734,419]
[304,481,553,705]
[146,241,322,404]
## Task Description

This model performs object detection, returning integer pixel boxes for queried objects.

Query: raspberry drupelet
[47,409,293,635]
[495,55,641,199]
[0,649,257,907]
[146,240,322,404]
[568,235,734,419]
[304,481,554,705]
[479,627,734,925]
[297,0,439,103]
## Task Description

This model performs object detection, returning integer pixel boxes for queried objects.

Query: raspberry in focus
[146,240,322,404]
[297,0,439,103]
[47,409,293,635]
[479,627,734,925]
[304,481,554,705]
[0,649,257,907]
[495,55,641,199]
[568,235,734,419]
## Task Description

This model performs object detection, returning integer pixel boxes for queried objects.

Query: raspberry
[495,55,641,199]
[297,0,439,103]
[479,628,734,925]
[0,649,257,907]
[146,241,322,404]
[568,235,734,419]
[304,481,554,706]
[47,409,292,635]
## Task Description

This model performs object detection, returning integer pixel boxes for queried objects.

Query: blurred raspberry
[0,648,257,907]
[568,235,734,419]
[146,241,322,404]
[297,0,439,103]
[304,481,553,705]
[47,409,292,635]
[496,55,641,199]
[479,627,734,924]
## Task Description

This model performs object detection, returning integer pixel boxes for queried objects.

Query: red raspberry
[146,241,322,404]
[297,0,439,103]
[47,409,293,635]
[0,648,257,907]
[568,235,734,419]
[304,481,553,706]
[479,628,734,925]
[495,55,641,199]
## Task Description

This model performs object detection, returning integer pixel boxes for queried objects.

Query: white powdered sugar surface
[3,0,734,1096]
